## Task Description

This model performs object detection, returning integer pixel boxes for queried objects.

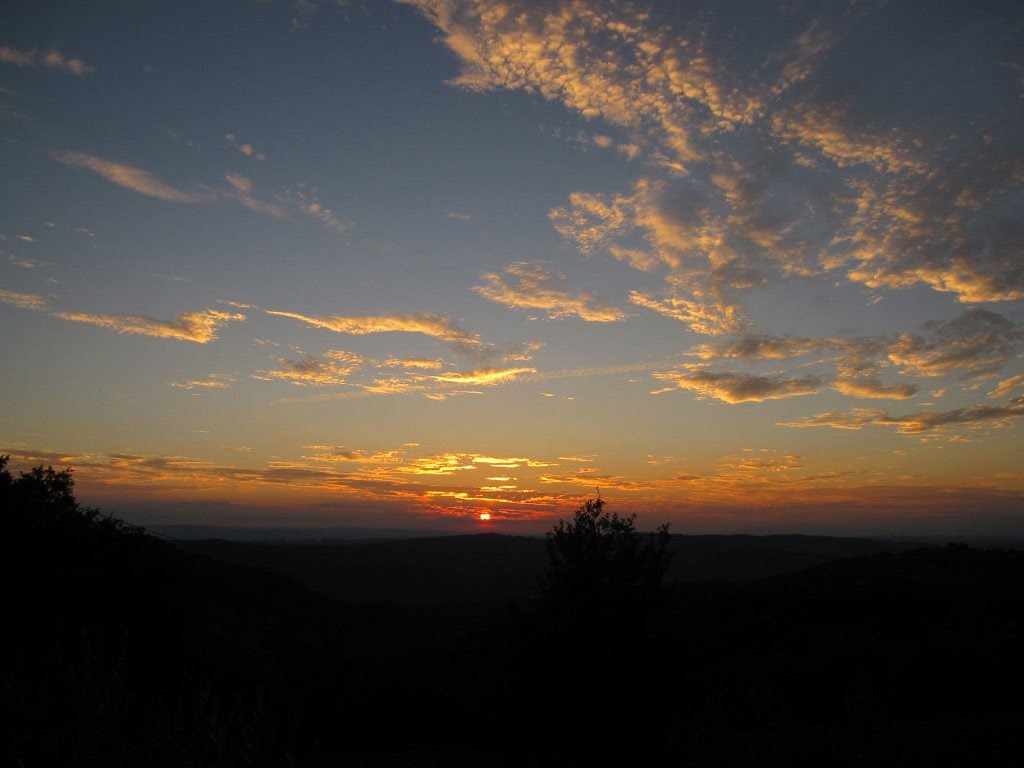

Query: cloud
[254,349,363,387]
[225,173,288,218]
[832,348,918,400]
[7,255,43,269]
[629,290,744,337]
[291,0,319,30]
[0,288,48,310]
[652,367,822,403]
[224,133,266,161]
[54,308,245,343]
[265,309,482,351]
[501,340,545,362]
[170,373,237,391]
[377,357,446,370]
[432,367,535,386]
[688,336,829,360]
[406,0,1024,325]
[303,445,403,464]
[781,398,1024,434]
[888,309,1023,379]
[400,0,761,167]
[473,261,625,322]
[990,375,1024,400]
[53,151,208,204]
[284,187,349,233]
[0,45,93,76]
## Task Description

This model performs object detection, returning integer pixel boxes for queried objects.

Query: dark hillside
[179,532,920,604]
[180,532,549,603]
[6,462,1023,766]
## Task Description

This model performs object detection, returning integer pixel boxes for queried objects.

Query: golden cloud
[689,335,829,360]
[473,261,626,322]
[0,288,48,311]
[781,397,1024,434]
[54,308,245,343]
[630,290,744,337]
[53,151,209,204]
[432,367,536,386]
[888,310,1023,379]
[989,375,1024,400]
[653,367,821,403]
[266,309,482,350]
[169,373,237,391]
[254,349,364,387]
[303,446,404,464]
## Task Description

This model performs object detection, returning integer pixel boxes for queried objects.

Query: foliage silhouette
[541,497,672,628]
[1,455,142,538]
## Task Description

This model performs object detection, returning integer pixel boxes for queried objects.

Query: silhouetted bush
[541,497,672,622]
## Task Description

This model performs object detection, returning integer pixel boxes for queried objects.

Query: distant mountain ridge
[147,523,454,542]
[177,532,932,604]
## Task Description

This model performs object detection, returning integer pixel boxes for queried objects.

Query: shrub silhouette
[1,455,142,538]
[541,497,672,627]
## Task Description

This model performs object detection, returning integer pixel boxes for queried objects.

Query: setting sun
[479,512,491,522]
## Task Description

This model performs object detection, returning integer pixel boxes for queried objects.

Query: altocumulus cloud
[405,0,1024,335]
[254,350,364,387]
[781,397,1024,434]
[473,261,626,322]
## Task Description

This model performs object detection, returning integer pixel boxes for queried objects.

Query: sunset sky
[2,0,1022,535]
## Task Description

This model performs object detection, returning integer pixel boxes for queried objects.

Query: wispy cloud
[225,173,288,218]
[265,309,483,351]
[432,367,535,386]
[652,367,822,404]
[0,288,48,310]
[630,290,744,337]
[474,261,625,322]
[781,398,1024,434]
[832,348,918,400]
[284,187,349,233]
[7,255,44,269]
[53,151,209,204]
[377,357,446,370]
[170,373,237,391]
[224,133,267,161]
[54,308,245,343]
[303,445,404,464]
[888,309,1023,379]
[254,350,363,386]
[0,45,93,76]
[689,335,830,360]
[989,375,1024,400]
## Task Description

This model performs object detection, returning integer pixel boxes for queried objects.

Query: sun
[478,512,491,521]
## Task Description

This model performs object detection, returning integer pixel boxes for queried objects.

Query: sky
[1,0,1022,536]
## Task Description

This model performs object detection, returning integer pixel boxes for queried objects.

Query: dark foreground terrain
[4,463,1023,766]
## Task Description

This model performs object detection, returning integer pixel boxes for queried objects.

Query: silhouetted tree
[541,497,672,627]
[1,454,140,537]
